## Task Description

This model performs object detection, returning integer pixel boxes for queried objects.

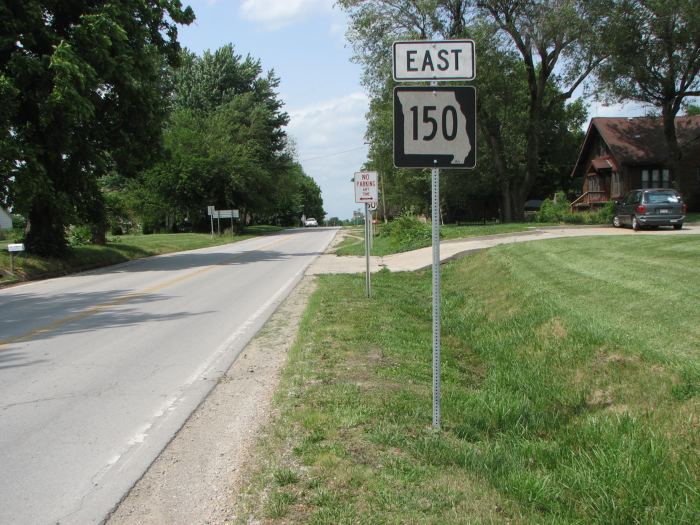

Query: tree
[0,1,194,255]
[474,0,605,219]
[340,1,593,221]
[595,0,700,178]
[131,45,311,231]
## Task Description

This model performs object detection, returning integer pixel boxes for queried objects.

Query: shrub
[535,192,571,223]
[380,212,434,251]
[67,224,92,246]
[534,194,614,225]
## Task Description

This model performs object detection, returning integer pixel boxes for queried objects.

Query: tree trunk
[661,100,681,185]
[486,128,513,222]
[25,202,69,256]
[90,223,107,245]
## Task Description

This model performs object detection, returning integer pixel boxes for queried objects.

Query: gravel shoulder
[106,275,319,525]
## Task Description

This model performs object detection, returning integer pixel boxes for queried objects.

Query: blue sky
[177,1,669,220]
[178,0,369,220]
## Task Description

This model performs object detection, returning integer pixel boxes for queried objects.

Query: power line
[300,145,366,162]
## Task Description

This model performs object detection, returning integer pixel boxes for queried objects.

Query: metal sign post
[431,165,441,429]
[392,40,477,431]
[208,206,214,237]
[365,203,371,298]
[7,243,25,274]
[354,171,378,299]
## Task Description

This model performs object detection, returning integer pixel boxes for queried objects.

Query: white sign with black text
[393,86,476,169]
[393,40,475,82]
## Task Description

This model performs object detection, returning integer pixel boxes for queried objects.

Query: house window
[642,169,649,188]
[662,169,670,188]
[652,169,660,187]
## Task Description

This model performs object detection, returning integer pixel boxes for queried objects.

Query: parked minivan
[613,189,686,231]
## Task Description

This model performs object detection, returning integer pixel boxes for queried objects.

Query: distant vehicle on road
[304,218,318,227]
[613,189,686,231]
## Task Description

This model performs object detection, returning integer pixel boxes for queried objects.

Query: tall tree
[0,0,194,255]
[132,45,297,231]
[340,0,596,220]
[474,0,605,219]
[595,0,700,178]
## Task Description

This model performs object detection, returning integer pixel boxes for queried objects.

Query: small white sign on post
[7,243,24,274]
[354,171,378,205]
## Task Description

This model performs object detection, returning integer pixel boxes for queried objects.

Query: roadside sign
[354,171,378,204]
[7,243,24,252]
[207,205,215,216]
[394,86,476,169]
[213,209,239,219]
[393,40,475,81]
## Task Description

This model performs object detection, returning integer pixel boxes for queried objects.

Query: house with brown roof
[570,116,700,211]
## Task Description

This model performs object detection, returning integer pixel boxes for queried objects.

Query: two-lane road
[0,227,337,524]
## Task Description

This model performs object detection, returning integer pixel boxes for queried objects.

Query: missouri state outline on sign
[393,86,476,169]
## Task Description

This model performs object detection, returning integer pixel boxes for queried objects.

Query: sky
[177,1,667,221]
[178,0,369,221]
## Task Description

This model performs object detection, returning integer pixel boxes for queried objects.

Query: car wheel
[673,223,683,230]
[632,216,641,231]
[612,215,621,228]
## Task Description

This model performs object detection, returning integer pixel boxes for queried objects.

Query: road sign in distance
[394,86,476,169]
[393,40,475,82]
[354,171,378,204]
[213,209,239,219]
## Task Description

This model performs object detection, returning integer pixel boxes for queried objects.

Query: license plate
[659,209,669,214]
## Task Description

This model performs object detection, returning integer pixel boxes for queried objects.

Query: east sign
[393,40,475,81]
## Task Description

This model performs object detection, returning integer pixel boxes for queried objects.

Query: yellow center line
[0,235,292,347]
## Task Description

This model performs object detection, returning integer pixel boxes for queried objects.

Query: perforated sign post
[355,171,378,298]
[393,40,476,431]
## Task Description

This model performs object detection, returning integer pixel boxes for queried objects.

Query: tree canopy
[127,45,324,233]
[595,0,700,174]
[0,0,194,255]
[339,0,593,221]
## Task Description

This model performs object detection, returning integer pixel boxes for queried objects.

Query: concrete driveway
[306,224,700,275]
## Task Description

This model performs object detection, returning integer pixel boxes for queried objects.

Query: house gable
[571,115,700,210]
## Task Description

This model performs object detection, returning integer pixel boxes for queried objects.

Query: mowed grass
[0,226,282,285]
[236,235,700,524]
[335,223,541,257]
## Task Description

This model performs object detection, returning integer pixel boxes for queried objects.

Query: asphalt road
[0,227,337,525]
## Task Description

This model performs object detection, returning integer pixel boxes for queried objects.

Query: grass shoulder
[0,227,283,286]
[334,222,547,257]
[236,235,700,523]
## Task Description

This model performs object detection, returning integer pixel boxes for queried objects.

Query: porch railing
[570,191,607,212]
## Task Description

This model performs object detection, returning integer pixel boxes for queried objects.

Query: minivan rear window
[645,191,680,204]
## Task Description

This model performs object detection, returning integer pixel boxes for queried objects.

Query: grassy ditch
[237,235,700,524]
[0,227,282,286]
[335,222,541,257]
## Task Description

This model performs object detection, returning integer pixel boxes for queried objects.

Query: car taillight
[637,205,646,213]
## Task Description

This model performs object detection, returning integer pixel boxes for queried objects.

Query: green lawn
[335,223,543,257]
[0,227,283,286]
[236,235,700,524]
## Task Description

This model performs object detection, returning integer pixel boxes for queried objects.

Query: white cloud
[240,0,333,30]
[287,93,370,219]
